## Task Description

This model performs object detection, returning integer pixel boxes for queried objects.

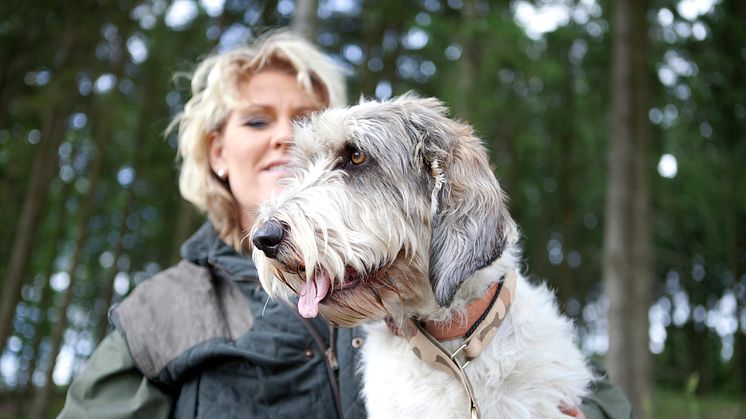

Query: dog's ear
[394,94,518,307]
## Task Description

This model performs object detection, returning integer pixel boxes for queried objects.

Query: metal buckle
[450,342,471,369]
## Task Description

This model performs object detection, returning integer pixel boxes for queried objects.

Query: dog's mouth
[297,266,364,318]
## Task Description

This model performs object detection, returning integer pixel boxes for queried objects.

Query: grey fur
[391,96,518,306]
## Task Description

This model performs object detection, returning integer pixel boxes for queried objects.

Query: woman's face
[209,69,320,231]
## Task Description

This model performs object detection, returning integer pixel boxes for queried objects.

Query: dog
[251,94,593,418]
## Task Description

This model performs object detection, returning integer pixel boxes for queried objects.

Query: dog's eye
[350,150,367,165]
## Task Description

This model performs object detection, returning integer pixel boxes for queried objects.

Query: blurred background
[0,0,744,418]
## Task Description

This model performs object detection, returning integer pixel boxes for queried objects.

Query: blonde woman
[58,31,363,419]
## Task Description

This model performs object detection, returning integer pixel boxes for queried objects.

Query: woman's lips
[264,160,290,172]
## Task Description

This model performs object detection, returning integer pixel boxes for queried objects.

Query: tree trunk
[721,1,744,394]
[604,0,653,417]
[727,141,745,395]
[453,0,477,119]
[95,190,133,344]
[630,3,653,414]
[169,199,201,266]
[0,54,26,270]
[30,119,111,419]
[0,41,27,133]
[0,154,21,278]
[95,63,161,341]
[558,57,577,308]
[725,108,744,396]
[356,4,388,96]
[0,104,67,355]
[735,324,746,396]
[0,8,80,356]
[13,179,73,418]
[290,0,318,40]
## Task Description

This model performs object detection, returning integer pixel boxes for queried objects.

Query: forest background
[0,0,744,418]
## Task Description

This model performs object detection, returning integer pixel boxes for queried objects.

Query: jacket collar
[181,222,258,281]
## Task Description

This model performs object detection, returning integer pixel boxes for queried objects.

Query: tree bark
[0,51,28,256]
[604,0,653,417]
[0,32,29,133]
[558,57,577,308]
[169,200,201,266]
[721,0,745,397]
[94,189,133,344]
[290,0,318,40]
[630,6,653,414]
[726,123,745,395]
[0,104,67,355]
[453,0,477,119]
[0,8,81,356]
[13,179,73,418]
[0,150,21,278]
[30,117,111,419]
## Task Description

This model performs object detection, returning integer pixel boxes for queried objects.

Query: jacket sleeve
[56,331,172,419]
[579,362,633,419]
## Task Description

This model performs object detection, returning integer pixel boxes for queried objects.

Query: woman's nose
[271,118,293,148]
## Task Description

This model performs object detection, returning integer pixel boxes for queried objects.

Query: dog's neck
[423,279,503,340]
[390,252,519,343]
[413,250,517,324]
[384,267,517,419]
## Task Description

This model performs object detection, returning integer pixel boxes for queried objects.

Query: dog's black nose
[252,220,285,258]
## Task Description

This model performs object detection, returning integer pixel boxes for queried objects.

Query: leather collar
[384,270,517,419]
[424,279,502,341]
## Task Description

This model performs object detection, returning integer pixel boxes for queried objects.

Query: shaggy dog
[251,95,593,418]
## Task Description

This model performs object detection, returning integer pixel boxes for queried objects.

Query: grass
[2,386,745,418]
[652,388,745,419]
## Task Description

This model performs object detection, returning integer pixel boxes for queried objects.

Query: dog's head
[251,94,517,326]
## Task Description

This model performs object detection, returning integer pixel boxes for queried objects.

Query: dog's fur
[252,95,593,418]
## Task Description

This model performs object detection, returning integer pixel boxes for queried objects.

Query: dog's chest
[359,322,472,419]
[357,279,593,419]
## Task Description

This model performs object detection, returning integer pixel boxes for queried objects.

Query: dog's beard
[253,172,432,326]
[264,252,429,327]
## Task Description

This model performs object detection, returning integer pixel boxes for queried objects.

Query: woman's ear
[208,131,226,176]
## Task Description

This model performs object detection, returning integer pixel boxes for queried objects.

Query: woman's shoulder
[114,260,252,322]
[58,331,172,419]
[119,260,223,302]
[110,260,255,378]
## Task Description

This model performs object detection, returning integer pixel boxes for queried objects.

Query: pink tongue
[298,271,331,318]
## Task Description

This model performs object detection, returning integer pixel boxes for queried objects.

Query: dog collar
[384,269,517,419]
[424,278,503,341]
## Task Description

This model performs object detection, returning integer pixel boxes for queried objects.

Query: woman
[58,31,629,419]
[59,30,362,419]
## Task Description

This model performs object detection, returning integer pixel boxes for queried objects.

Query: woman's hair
[171,30,347,250]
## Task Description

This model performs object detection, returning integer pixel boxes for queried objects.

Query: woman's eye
[350,149,367,165]
[245,119,268,129]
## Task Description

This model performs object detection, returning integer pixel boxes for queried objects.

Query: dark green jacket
[58,222,630,419]
[59,222,365,419]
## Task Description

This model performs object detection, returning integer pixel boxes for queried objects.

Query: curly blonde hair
[171,31,347,250]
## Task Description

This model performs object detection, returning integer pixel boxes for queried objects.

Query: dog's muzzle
[252,219,285,258]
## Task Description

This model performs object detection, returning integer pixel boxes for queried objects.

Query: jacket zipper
[281,300,344,419]
[327,326,339,370]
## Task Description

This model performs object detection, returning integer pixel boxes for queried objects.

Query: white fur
[360,258,592,419]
